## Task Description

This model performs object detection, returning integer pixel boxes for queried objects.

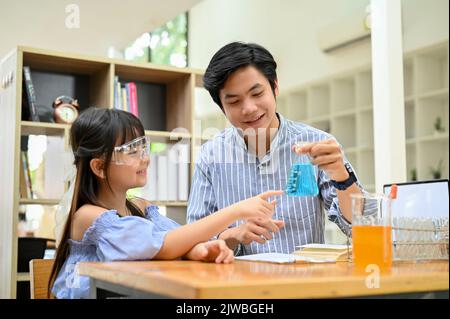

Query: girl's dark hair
[48,108,146,296]
[203,42,278,110]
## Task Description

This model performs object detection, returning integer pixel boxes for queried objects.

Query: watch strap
[330,163,357,191]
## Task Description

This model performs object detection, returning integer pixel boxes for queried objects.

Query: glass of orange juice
[350,193,393,273]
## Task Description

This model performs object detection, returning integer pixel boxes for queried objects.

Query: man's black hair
[203,42,278,110]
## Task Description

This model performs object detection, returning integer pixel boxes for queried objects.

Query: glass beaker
[351,193,393,273]
[285,143,319,197]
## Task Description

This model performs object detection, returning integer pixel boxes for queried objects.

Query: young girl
[49,108,282,299]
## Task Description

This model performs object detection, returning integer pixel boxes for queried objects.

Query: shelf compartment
[404,100,416,139]
[19,135,69,201]
[115,64,193,132]
[403,58,414,98]
[331,77,355,113]
[357,109,374,148]
[287,90,308,121]
[22,49,110,75]
[415,45,448,94]
[416,91,449,137]
[22,51,113,118]
[331,114,356,148]
[406,144,417,182]
[356,70,372,107]
[307,85,330,118]
[308,119,331,134]
[357,150,375,187]
[417,139,449,180]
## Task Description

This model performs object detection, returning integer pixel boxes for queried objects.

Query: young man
[187,42,364,255]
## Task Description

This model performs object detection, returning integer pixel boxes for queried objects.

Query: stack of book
[114,76,139,117]
[234,244,352,264]
[292,244,351,262]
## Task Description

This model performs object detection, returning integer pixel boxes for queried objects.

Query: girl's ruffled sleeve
[83,210,178,261]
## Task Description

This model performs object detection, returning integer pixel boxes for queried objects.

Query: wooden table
[77,260,449,299]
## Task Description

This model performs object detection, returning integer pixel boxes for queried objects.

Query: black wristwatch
[330,163,357,191]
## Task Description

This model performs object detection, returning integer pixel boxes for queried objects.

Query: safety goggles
[111,136,150,165]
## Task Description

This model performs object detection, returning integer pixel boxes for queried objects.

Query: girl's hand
[187,240,234,264]
[230,190,284,221]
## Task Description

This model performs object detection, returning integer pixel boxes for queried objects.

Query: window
[125,13,188,67]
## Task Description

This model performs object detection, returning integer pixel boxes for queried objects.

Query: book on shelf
[19,156,28,198]
[121,87,127,112]
[177,143,190,201]
[141,143,165,201]
[167,146,178,201]
[22,66,40,122]
[292,244,351,262]
[140,143,189,203]
[113,78,139,117]
[128,82,139,117]
[20,151,33,198]
[149,142,169,201]
[44,136,65,199]
[114,76,120,110]
[157,152,168,201]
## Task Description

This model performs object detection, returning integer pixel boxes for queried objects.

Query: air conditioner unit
[317,8,371,53]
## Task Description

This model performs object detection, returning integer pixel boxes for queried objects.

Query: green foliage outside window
[125,13,188,67]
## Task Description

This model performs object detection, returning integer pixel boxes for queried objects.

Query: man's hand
[293,139,360,223]
[292,139,348,181]
[219,218,285,250]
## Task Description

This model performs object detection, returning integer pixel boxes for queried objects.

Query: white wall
[189,0,448,92]
[0,0,201,59]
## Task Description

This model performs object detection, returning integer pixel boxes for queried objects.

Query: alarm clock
[53,96,79,124]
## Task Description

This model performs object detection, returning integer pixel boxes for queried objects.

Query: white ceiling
[0,0,203,59]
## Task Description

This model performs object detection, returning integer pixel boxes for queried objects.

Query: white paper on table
[235,253,336,264]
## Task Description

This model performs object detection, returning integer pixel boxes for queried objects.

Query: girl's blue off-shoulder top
[52,205,180,299]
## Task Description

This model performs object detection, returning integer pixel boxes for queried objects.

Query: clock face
[58,105,78,123]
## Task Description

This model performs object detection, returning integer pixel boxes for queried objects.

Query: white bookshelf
[279,41,449,191]
[278,41,449,244]
[405,43,449,181]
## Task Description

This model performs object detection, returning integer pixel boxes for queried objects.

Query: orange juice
[352,225,392,272]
